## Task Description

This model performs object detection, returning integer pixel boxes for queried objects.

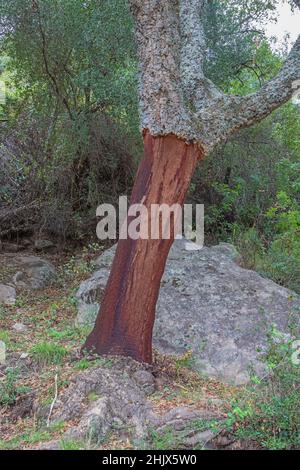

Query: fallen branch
[47,373,58,427]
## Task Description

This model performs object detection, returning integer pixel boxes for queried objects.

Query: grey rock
[0,341,5,365]
[185,429,216,447]
[132,370,156,395]
[210,242,239,260]
[47,359,154,444]
[75,269,109,326]
[12,322,28,333]
[0,283,16,306]
[20,352,29,359]
[1,243,23,253]
[34,239,54,251]
[0,352,35,379]
[7,255,57,290]
[38,440,62,450]
[75,240,300,385]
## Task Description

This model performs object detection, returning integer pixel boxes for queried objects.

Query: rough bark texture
[84,1,300,364]
[129,0,300,153]
[83,133,203,362]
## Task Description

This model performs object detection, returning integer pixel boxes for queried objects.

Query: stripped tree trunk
[84,0,300,363]
[84,132,203,362]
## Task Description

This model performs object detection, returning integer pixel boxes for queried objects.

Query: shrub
[226,328,300,449]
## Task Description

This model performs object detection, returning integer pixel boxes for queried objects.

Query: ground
[0,243,293,450]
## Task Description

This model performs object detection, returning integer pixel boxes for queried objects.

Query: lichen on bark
[129,0,300,153]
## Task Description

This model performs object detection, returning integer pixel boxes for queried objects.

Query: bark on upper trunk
[129,0,300,153]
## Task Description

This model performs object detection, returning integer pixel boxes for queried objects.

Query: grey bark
[129,0,300,153]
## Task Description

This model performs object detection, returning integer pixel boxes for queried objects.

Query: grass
[0,368,19,406]
[6,243,297,451]
[74,358,90,370]
[148,426,177,450]
[174,350,196,372]
[60,439,85,450]
[0,329,11,348]
[30,342,68,366]
[0,429,57,450]
[0,246,107,450]
[88,391,101,402]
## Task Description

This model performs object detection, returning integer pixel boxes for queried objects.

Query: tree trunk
[83,131,203,363]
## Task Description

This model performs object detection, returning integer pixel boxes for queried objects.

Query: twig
[47,373,58,427]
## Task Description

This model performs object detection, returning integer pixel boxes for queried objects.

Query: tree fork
[83,132,204,363]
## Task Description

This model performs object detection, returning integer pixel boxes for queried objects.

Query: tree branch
[194,1,300,151]
[128,0,300,154]
[194,33,300,152]
[180,0,206,100]
[224,34,300,135]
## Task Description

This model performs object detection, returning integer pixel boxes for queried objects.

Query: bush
[226,327,300,449]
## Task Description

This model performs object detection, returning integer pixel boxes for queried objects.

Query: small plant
[175,350,196,372]
[49,420,66,432]
[0,330,11,348]
[74,358,90,371]
[60,439,85,450]
[0,368,19,406]
[6,430,52,449]
[30,342,67,366]
[63,256,92,278]
[0,306,7,320]
[225,327,300,450]
[236,227,264,270]
[149,426,177,450]
[88,391,101,402]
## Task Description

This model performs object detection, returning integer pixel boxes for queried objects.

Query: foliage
[204,0,282,90]
[0,0,137,239]
[192,97,300,292]
[60,439,85,450]
[226,328,300,449]
[0,0,293,241]
[0,367,19,406]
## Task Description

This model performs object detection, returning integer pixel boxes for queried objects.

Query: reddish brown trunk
[83,132,203,363]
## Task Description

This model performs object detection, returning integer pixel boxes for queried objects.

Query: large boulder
[1,254,57,290]
[75,240,300,385]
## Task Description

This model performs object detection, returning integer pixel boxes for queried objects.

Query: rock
[38,441,62,450]
[20,352,29,360]
[21,239,32,247]
[41,358,222,450]
[0,283,16,306]
[1,242,23,253]
[10,392,36,421]
[0,352,35,378]
[0,341,5,364]
[210,242,239,260]
[34,239,54,251]
[44,359,154,444]
[75,239,300,385]
[185,429,216,448]
[12,323,28,333]
[5,255,57,290]
[75,269,109,326]
[132,370,156,395]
